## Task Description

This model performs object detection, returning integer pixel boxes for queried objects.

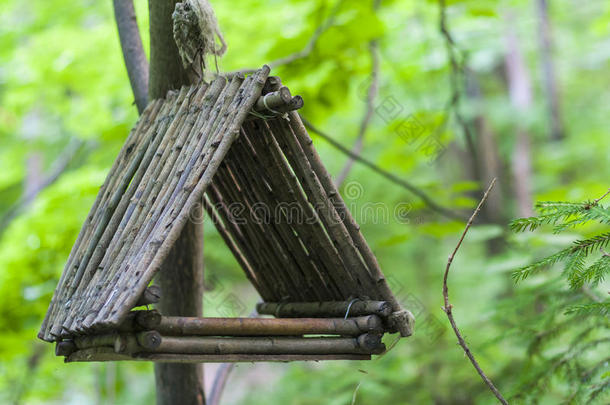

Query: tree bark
[148,1,191,99]
[113,0,149,113]
[148,1,205,405]
[154,215,205,405]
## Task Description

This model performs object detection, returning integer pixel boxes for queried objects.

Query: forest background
[0,0,608,403]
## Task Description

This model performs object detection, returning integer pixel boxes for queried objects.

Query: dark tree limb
[113,0,149,113]
[441,178,508,405]
[301,117,466,221]
[148,0,191,100]
[335,0,380,187]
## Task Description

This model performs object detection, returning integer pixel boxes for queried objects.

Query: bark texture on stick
[256,300,392,319]
[113,0,149,114]
[148,1,204,404]
[153,334,385,355]
[154,315,384,336]
[65,347,370,363]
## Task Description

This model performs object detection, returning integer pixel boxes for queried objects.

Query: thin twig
[438,0,479,174]
[269,0,344,68]
[593,188,610,205]
[441,178,508,404]
[0,139,86,236]
[301,117,466,221]
[208,363,234,405]
[231,0,345,75]
[335,0,381,187]
[113,0,149,113]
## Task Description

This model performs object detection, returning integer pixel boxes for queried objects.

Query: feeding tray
[39,66,414,363]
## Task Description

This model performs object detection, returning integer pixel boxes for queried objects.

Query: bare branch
[269,0,344,68]
[301,117,466,221]
[335,1,380,187]
[441,178,508,405]
[208,363,234,405]
[232,0,345,75]
[438,0,479,175]
[0,139,86,236]
[593,188,610,205]
[113,0,149,113]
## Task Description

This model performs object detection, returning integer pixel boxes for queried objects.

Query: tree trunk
[535,0,564,141]
[504,11,535,218]
[148,1,205,404]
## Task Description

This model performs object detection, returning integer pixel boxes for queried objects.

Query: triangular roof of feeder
[39,66,411,343]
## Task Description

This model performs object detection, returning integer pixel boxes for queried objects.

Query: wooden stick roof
[39,66,412,343]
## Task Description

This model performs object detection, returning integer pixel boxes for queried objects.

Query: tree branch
[335,0,381,187]
[208,363,234,405]
[441,178,508,405]
[232,0,345,75]
[301,117,466,221]
[113,0,149,113]
[0,139,86,236]
[438,0,480,177]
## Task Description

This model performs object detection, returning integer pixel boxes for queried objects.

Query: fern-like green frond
[578,255,610,288]
[572,232,610,256]
[587,205,610,225]
[535,201,588,214]
[512,247,574,282]
[511,207,585,233]
[565,302,610,317]
[565,248,588,289]
[587,378,609,404]
[553,205,610,232]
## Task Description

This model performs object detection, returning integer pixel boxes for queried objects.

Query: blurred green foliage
[0,0,608,404]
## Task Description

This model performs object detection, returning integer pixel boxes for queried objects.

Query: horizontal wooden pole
[72,331,161,355]
[65,347,371,363]
[74,333,116,350]
[155,315,384,336]
[256,301,392,319]
[152,333,385,355]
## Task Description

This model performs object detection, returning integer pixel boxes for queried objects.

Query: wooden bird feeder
[39,66,414,364]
